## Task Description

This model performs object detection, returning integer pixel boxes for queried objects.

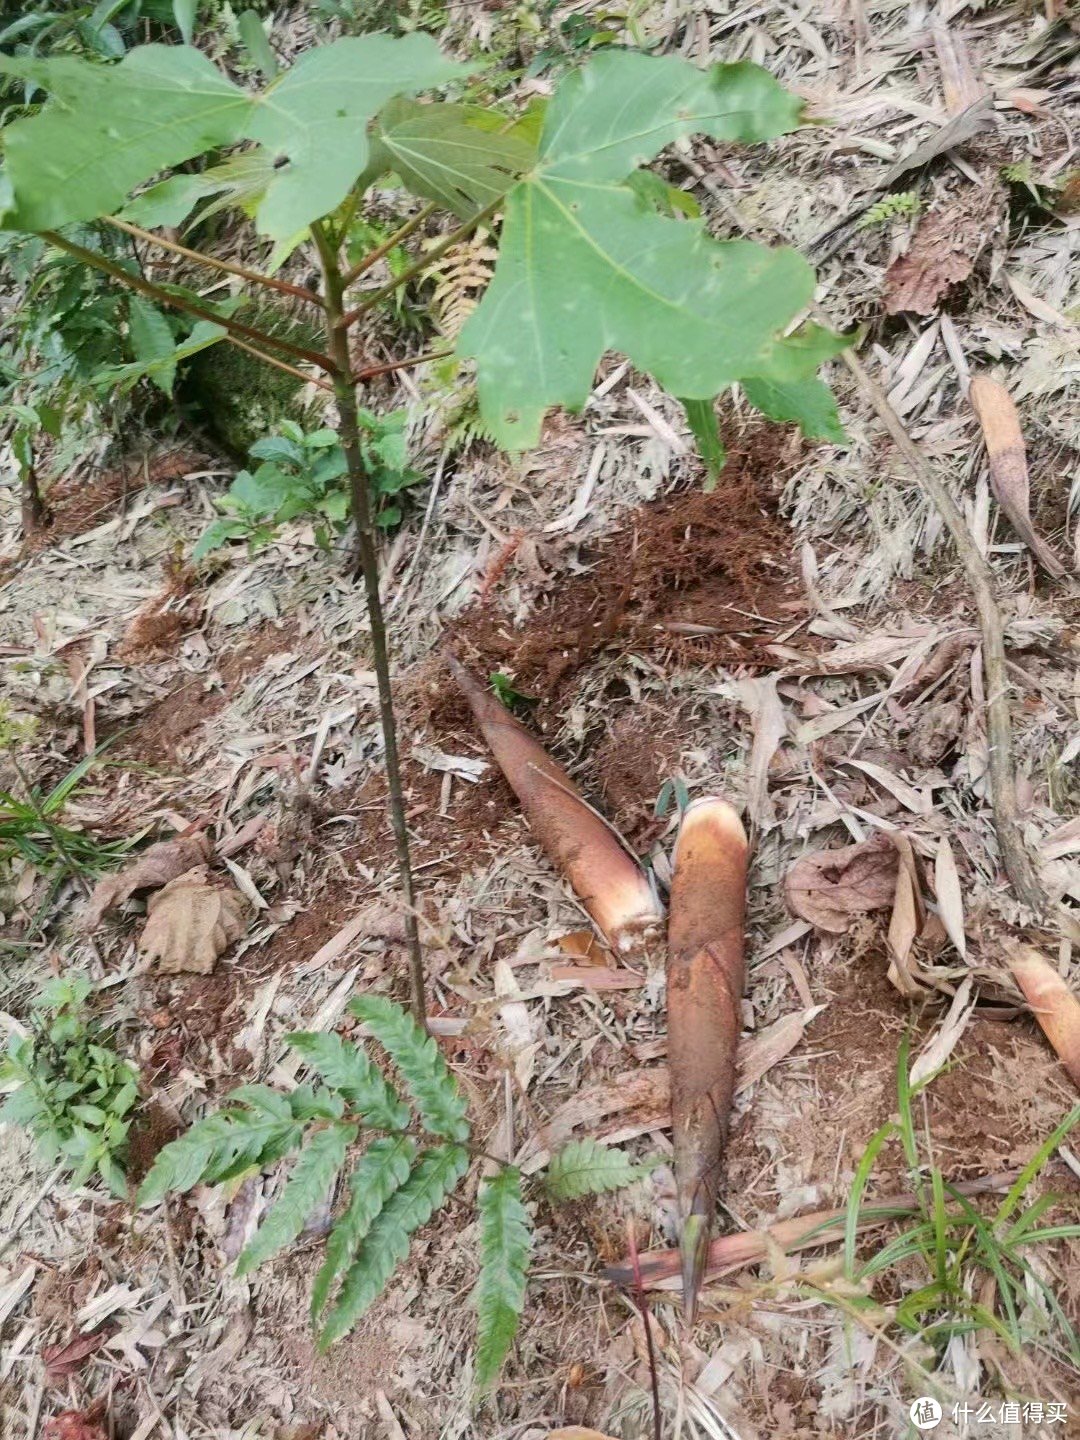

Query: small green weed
[856,190,920,230]
[0,748,130,882]
[195,414,422,557]
[816,1037,1080,1376]
[0,976,138,1196]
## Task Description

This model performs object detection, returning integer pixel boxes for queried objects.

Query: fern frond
[474,1167,531,1389]
[235,1120,356,1277]
[348,996,470,1141]
[318,1143,470,1349]
[424,228,497,341]
[544,1137,645,1200]
[311,1134,416,1319]
[137,1102,302,1206]
[288,1031,411,1132]
[856,190,920,229]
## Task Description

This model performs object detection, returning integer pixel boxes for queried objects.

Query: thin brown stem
[312,221,428,1028]
[108,217,325,307]
[351,348,452,384]
[225,333,335,392]
[41,230,338,375]
[341,201,438,287]
[337,199,499,331]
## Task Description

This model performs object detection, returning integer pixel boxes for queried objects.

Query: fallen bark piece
[969,374,1067,580]
[602,1171,1013,1289]
[448,656,662,954]
[1009,946,1080,1089]
[83,832,211,929]
[666,796,748,1320]
[138,866,247,974]
[884,186,1001,316]
[784,833,898,933]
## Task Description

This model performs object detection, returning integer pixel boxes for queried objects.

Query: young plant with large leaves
[136,994,642,1386]
[0,31,844,1018]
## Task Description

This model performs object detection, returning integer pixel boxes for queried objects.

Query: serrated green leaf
[544,1137,645,1200]
[287,1031,411,1132]
[319,1143,469,1348]
[236,1120,356,1276]
[348,996,469,1141]
[311,1135,416,1318]
[372,98,536,219]
[2,36,464,239]
[458,52,828,448]
[126,296,177,393]
[244,35,464,240]
[742,374,848,444]
[474,1167,531,1389]
[136,1104,301,1205]
[0,46,251,231]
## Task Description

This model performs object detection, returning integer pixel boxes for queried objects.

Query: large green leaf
[370,99,536,219]
[458,52,833,448]
[1,35,464,239]
[0,46,251,231]
[474,1167,531,1389]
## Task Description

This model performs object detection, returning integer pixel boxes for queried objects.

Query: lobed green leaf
[474,1167,532,1389]
[349,996,469,1141]
[319,1143,469,1349]
[311,1135,416,1319]
[235,1120,356,1276]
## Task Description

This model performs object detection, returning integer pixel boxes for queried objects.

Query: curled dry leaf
[43,1401,108,1440]
[969,374,1067,580]
[1009,947,1080,1089]
[42,1331,107,1384]
[83,832,211,930]
[886,833,926,997]
[666,796,748,1318]
[138,866,247,974]
[784,832,899,933]
[448,655,662,954]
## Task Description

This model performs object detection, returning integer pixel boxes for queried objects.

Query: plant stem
[352,348,452,384]
[41,230,337,375]
[226,334,336,392]
[312,221,428,1028]
[341,201,438,287]
[337,199,499,331]
[107,217,325,307]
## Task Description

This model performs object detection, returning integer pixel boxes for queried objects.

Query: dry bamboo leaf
[730,676,786,829]
[1009,946,1080,1089]
[886,835,927,996]
[83,832,211,929]
[909,976,975,1087]
[884,187,1001,316]
[138,866,247,974]
[547,1431,619,1440]
[934,836,967,959]
[969,374,1067,580]
[784,833,899,934]
[736,1005,826,1093]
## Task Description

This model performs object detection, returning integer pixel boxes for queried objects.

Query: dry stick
[341,201,439,287]
[40,230,337,375]
[626,1220,663,1440]
[107,216,325,307]
[312,221,428,1028]
[837,346,1045,914]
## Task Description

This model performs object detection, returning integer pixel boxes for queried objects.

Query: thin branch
[107,217,325,307]
[341,201,438,287]
[351,348,452,384]
[41,230,339,375]
[312,220,429,1028]
[838,346,1044,915]
[224,333,335,392]
[337,199,499,331]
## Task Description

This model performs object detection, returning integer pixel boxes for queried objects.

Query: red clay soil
[445,424,804,712]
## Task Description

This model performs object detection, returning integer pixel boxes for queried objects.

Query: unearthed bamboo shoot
[448,657,662,952]
[666,797,748,1319]
[1010,946,1080,1089]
